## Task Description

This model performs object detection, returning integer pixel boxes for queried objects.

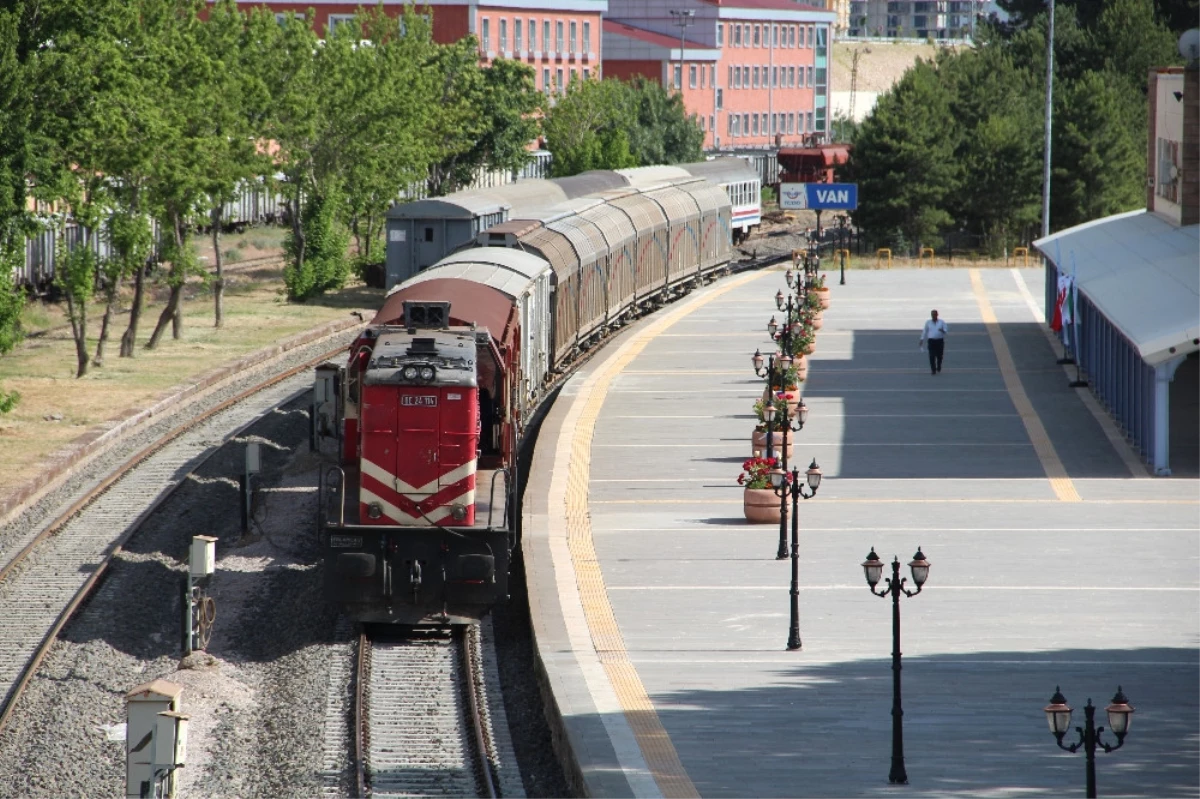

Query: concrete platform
[522,267,1199,798]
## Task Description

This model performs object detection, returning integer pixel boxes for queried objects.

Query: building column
[1153,355,1187,475]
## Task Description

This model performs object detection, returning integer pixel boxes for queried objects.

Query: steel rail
[0,337,353,734]
[457,624,498,799]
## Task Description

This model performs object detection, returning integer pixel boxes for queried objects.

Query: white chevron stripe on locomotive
[359,485,477,526]
[360,456,476,495]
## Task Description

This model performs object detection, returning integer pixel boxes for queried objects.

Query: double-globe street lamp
[769,461,821,650]
[1044,686,1134,798]
[861,547,931,785]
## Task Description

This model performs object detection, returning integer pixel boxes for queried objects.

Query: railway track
[358,625,502,798]
[0,333,357,733]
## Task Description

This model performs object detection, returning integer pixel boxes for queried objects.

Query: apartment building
[238,0,607,96]
[847,0,991,39]
[603,0,836,150]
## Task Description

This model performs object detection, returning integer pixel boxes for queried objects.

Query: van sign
[780,183,859,211]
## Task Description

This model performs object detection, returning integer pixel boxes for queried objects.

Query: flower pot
[815,287,831,310]
[809,312,824,330]
[751,430,793,459]
[803,341,816,355]
[794,358,808,379]
[743,487,782,524]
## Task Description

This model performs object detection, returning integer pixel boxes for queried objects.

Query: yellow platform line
[564,270,766,798]
[971,269,1081,502]
[590,497,1198,505]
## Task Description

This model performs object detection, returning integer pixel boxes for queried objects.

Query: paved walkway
[523,267,1199,798]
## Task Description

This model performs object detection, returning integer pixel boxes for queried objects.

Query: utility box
[190,536,216,579]
[154,710,189,784]
[126,680,182,798]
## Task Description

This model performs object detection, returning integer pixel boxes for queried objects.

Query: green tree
[841,60,958,253]
[1051,70,1145,228]
[623,77,704,166]
[544,78,638,176]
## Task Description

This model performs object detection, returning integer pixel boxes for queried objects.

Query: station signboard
[779,183,859,211]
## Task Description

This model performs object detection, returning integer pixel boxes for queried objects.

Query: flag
[1060,273,1073,349]
[1050,272,1068,332]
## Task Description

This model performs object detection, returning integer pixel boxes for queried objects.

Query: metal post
[1083,702,1098,799]
[1041,0,1055,239]
[888,557,908,785]
[776,419,789,560]
[786,481,801,650]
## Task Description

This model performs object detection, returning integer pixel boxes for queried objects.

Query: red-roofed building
[221,0,607,96]
[603,0,835,151]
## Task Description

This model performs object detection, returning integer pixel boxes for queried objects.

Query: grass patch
[0,264,379,497]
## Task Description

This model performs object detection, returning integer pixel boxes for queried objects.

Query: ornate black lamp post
[769,460,821,649]
[751,350,780,460]
[1044,686,1134,798]
[767,398,806,559]
[861,547,931,785]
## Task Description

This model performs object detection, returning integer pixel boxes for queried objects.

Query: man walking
[919,309,948,375]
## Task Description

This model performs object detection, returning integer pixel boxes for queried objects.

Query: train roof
[676,156,760,184]
[374,277,518,348]
[549,170,632,197]
[391,246,551,298]
[386,179,570,220]
[617,165,693,187]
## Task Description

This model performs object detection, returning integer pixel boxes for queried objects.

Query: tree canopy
[841,0,1189,253]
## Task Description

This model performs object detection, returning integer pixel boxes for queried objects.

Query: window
[743,24,750,46]
[583,21,590,54]
[583,68,590,80]
[710,114,715,132]
[729,115,735,137]
[544,21,551,54]
[710,64,715,86]
[717,24,724,46]
[530,19,538,51]
[807,111,814,131]
[555,21,563,54]
[515,18,523,51]
[743,113,750,134]
[716,88,723,109]
[689,65,697,88]
[788,113,794,134]
[754,25,760,46]
[789,25,796,47]
[499,19,507,52]
[543,67,551,94]
[773,24,779,47]
[482,18,491,52]
[752,66,759,88]
[752,114,759,135]
[734,24,741,46]
[807,25,814,47]
[816,26,826,56]
[674,64,682,89]
[807,65,813,86]
[729,66,735,88]
[699,116,705,132]
[275,12,301,26]
[570,21,577,54]
[556,68,564,92]
[772,66,778,87]
[699,65,705,88]
[816,107,825,131]
[327,14,356,35]
[790,66,796,87]
[815,67,826,87]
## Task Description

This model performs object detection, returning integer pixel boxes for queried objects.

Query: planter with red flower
[811,273,831,309]
[751,396,794,459]
[737,456,783,523]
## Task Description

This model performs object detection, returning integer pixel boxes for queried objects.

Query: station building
[234,0,607,97]
[602,1,836,152]
[1034,61,1199,476]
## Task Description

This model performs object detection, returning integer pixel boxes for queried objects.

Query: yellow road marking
[564,270,766,798]
[970,270,1081,502]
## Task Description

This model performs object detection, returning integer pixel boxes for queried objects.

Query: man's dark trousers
[928,338,944,373]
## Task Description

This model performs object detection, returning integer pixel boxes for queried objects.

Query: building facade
[232,0,607,97]
[846,0,990,39]
[603,0,836,151]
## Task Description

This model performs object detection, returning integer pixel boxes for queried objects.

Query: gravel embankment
[0,385,570,798]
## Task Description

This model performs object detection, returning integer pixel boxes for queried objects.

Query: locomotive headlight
[367,502,383,519]
[401,366,418,380]
[419,366,435,381]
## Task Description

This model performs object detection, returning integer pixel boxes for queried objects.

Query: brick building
[603,0,836,151]
[233,0,607,96]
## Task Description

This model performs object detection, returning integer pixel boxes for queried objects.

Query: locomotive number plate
[329,535,363,548]
[401,395,438,407]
